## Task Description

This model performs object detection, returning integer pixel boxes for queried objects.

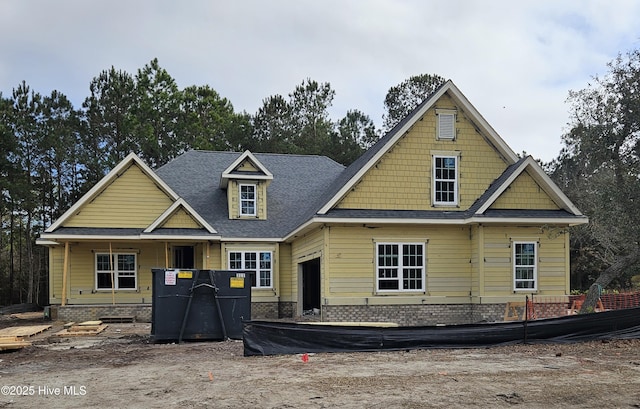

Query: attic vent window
[436,109,456,140]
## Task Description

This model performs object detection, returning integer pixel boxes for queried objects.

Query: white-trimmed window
[239,184,256,216]
[229,251,272,288]
[513,242,537,291]
[436,110,456,140]
[95,253,137,290]
[433,155,458,205]
[376,243,425,292]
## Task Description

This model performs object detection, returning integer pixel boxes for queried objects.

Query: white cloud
[1,0,639,161]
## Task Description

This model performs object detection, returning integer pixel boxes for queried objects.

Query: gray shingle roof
[155,150,345,238]
[41,80,586,241]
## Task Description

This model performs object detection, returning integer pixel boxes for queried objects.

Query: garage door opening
[301,258,321,315]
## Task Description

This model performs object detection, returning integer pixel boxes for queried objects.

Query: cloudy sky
[2,1,639,162]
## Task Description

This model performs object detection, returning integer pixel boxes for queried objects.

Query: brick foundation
[52,302,283,322]
[278,302,296,319]
[251,302,279,319]
[322,303,507,326]
[52,304,152,323]
[50,302,517,326]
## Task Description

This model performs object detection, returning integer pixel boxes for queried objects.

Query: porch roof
[37,227,221,243]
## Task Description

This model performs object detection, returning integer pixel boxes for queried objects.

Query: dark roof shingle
[155,150,345,238]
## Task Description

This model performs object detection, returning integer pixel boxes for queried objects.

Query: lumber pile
[0,336,32,351]
[0,324,52,338]
[0,324,52,351]
[55,320,108,337]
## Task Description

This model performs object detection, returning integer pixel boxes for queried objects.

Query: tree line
[548,49,640,310]
[0,58,443,306]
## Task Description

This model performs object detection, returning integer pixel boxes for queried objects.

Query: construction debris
[0,324,52,338]
[0,336,32,351]
[56,320,108,337]
[8,311,44,320]
[0,324,52,351]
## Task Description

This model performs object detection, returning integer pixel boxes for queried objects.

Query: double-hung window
[95,253,137,290]
[239,184,256,216]
[376,243,425,292]
[229,251,272,288]
[513,242,537,291]
[433,155,458,205]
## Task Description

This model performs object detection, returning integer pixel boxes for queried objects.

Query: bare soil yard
[1,317,639,408]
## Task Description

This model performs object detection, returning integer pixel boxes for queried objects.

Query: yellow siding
[469,225,481,296]
[226,180,268,220]
[490,171,559,210]
[326,225,472,298]
[49,241,229,305]
[291,228,324,264]
[237,160,258,172]
[278,243,294,301]
[49,241,171,305]
[161,208,201,229]
[64,164,173,228]
[482,226,568,296]
[336,93,509,211]
[290,228,325,306]
[204,242,221,270]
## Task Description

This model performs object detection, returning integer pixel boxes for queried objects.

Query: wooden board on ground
[9,311,43,320]
[78,320,103,326]
[0,324,52,338]
[0,340,31,351]
[55,324,108,337]
[69,325,102,332]
[0,336,32,351]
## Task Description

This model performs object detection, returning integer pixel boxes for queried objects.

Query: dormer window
[221,151,273,220]
[239,184,257,216]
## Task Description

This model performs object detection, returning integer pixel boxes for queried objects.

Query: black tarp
[243,306,640,356]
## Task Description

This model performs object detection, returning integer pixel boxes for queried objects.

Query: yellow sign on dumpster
[230,277,244,288]
[178,271,193,279]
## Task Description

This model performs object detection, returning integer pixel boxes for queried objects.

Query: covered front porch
[38,230,221,321]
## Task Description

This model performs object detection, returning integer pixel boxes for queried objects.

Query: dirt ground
[1,316,639,409]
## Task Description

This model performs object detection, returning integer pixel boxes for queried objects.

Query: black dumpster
[151,269,252,342]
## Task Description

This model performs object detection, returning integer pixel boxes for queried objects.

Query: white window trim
[228,250,273,289]
[513,241,538,292]
[432,154,459,206]
[239,183,257,217]
[375,242,426,293]
[95,252,137,291]
[436,109,456,140]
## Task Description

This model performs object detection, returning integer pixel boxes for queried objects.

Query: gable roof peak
[144,197,217,234]
[45,152,180,233]
[315,80,519,215]
[475,155,584,216]
[220,150,274,188]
